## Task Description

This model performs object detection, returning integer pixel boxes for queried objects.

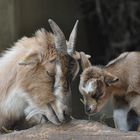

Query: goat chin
[25,109,61,126]
[24,103,63,125]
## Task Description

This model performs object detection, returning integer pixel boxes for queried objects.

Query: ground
[1,119,140,140]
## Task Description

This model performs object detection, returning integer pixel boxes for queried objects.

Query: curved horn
[48,19,67,53]
[68,20,79,55]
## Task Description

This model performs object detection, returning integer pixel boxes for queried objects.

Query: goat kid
[0,19,83,131]
[79,52,140,131]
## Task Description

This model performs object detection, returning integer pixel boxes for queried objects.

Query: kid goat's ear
[19,52,41,65]
[104,72,119,86]
[80,52,91,70]
[73,51,91,60]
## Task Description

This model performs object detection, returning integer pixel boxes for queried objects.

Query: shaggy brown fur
[0,19,81,131]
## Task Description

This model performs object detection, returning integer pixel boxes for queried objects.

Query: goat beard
[25,103,61,125]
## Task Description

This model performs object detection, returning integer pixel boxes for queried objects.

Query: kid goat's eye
[91,94,96,99]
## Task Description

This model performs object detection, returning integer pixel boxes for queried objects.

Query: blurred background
[0,0,140,127]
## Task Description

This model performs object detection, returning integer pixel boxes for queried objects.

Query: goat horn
[68,20,79,55]
[48,19,67,53]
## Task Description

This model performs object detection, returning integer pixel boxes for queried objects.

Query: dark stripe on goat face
[60,54,75,82]
[55,54,75,92]
[63,55,76,94]
[54,54,74,110]
[66,55,76,83]
[91,80,103,101]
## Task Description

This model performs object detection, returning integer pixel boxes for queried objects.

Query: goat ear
[80,52,91,70]
[72,60,80,80]
[104,72,119,86]
[73,51,91,60]
[19,52,41,65]
[71,51,90,80]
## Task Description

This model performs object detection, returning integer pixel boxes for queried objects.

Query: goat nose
[63,110,71,121]
[85,105,91,113]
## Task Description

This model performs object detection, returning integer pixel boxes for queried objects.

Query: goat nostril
[86,105,91,113]
[87,108,91,113]
[63,111,66,117]
[63,111,70,119]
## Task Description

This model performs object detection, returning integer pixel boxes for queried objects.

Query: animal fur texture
[79,51,140,131]
[0,19,81,131]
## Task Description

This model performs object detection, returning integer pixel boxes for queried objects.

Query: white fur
[53,62,65,118]
[0,86,42,121]
[54,63,63,98]
[0,44,25,70]
[53,61,70,122]
[25,106,41,121]
[82,80,96,94]
[113,109,129,131]
[0,87,29,118]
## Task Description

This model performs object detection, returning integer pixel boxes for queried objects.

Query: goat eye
[49,59,56,64]
[48,55,57,63]
[91,94,96,99]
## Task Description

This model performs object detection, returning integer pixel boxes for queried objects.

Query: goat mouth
[45,104,61,125]
[50,105,61,124]
[48,105,71,124]
[85,108,98,115]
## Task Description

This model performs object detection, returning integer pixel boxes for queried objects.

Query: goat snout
[63,110,71,121]
[85,105,92,113]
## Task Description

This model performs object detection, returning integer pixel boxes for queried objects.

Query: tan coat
[0,19,81,130]
[79,52,140,131]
